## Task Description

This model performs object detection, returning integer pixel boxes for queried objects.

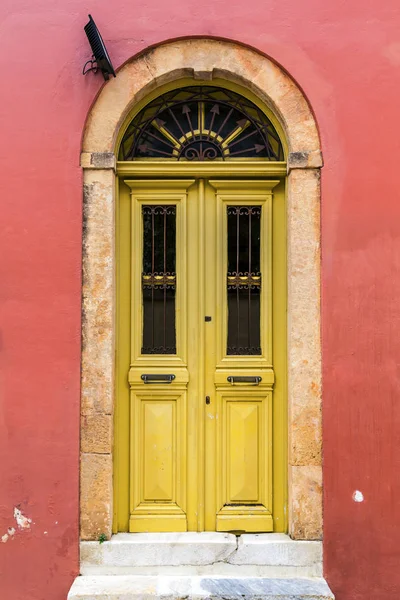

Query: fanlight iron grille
[119,86,284,161]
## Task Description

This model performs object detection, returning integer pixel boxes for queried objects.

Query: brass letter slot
[141,374,176,384]
[227,376,262,385]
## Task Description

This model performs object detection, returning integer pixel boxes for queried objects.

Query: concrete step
[80,533,323,577]
[68,575,334,600]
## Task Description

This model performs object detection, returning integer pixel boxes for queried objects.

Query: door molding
[80,37,323,541]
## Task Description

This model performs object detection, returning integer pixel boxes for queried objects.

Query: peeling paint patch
[14,507,32,529]
[353,490,364,503]
[1,527,16,543]
[1,508,32,542]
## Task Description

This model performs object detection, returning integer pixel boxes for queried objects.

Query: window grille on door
[142,205,177,354]
[119,86,284,162]
[227,206,262,355]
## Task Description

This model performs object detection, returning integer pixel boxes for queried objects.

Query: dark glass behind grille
[227,206,261,355]
[142,206,176,354]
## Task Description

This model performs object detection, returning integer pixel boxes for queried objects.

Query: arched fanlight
[119,87,284,161]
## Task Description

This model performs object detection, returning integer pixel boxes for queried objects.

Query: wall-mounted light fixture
[83,14,116,81]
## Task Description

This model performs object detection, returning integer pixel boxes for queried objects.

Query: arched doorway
[80,38,322,542]
[115,82,287,533]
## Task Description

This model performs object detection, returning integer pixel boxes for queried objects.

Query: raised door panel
[143,400,175,502]
[228,401,260,503]
[216,389,273,532]
[130,388,187,532]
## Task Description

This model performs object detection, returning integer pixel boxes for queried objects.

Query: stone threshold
[68,575,334,600]
[71,534,334,599]
[80,533,323,578]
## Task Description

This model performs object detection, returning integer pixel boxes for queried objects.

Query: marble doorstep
[80,533,323,577]
[68,575,334,600]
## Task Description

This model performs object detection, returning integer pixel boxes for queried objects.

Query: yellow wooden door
[117,176,287,533]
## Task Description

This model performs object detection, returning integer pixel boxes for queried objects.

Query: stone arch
[80,37,323,541]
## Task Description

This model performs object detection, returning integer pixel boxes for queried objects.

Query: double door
[116,176,286,533]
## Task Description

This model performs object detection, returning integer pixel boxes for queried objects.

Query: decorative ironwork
[119,86,284,161]
[227,346,262,355]
[142,273,176,288]
[141,345,177,354]
[227,273,261,289]
[227,206,261,216]
[142,205,176,216]
[142,205,177,355]
[227,205,262,356]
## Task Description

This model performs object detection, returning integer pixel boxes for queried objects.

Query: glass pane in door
[142,205,176,354]
[227,206,261,355]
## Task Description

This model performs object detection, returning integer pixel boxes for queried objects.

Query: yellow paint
[221,120,250,151]
[116,171,287,533]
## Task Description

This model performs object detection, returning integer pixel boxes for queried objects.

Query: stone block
[68,575,334,599]
[81,532,237,568]
[229,534,322,568]
[289,466,322,540]
[79,533,323,578]
[80,152,116,169]
[290,403,322,466]
[288,151,323,170]
[80,453,113,540]
[81,414,113,454]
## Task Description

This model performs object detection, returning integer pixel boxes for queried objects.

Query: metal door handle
[227,376,262,385]
[141,374,176,384]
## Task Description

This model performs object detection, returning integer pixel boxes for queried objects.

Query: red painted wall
[1,1,400,598]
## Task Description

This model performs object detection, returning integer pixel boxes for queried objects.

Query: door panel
[207,180,278,532]
[210,180,277,369]
[215,389,273,532]
[118,176,286,533]
[129,388,187,532]
[126,179,193,367]
[125,179,194,533]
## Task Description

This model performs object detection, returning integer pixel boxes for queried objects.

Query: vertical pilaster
[81,156,115,540]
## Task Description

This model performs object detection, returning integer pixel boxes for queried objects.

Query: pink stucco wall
[1,1,400,599]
